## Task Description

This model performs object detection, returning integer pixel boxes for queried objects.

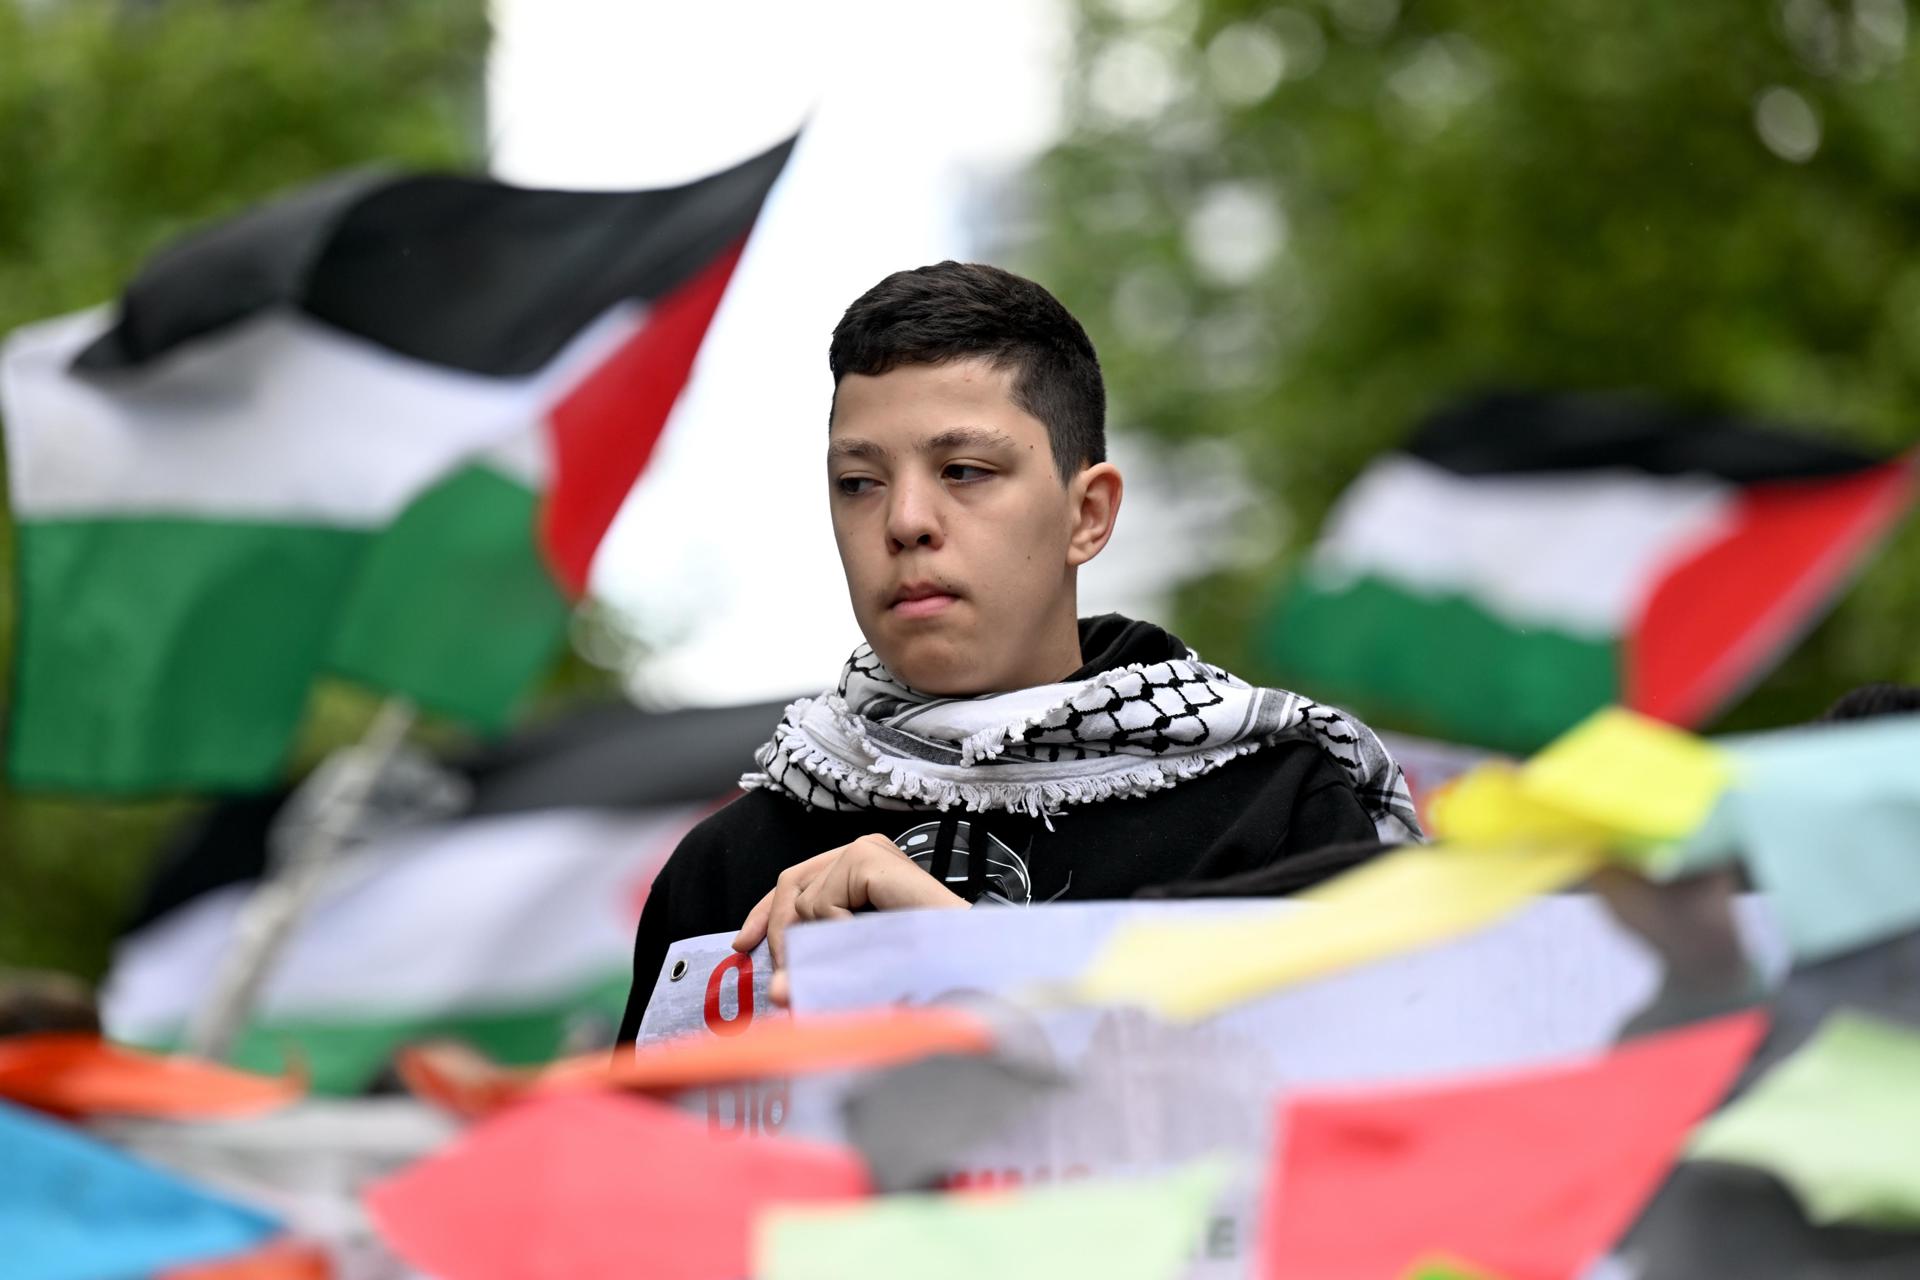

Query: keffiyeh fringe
[742,644,1424,843]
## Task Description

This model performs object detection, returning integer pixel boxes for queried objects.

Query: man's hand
[732,834,969,1005]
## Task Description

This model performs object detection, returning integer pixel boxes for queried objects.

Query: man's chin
[868,633,986,697]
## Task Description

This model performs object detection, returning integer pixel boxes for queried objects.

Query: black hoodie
[617,615,1381,1038]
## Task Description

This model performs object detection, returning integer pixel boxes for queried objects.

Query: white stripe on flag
[102,806,693,1040]
[1309,454,1737,636]
[2,303,644,523]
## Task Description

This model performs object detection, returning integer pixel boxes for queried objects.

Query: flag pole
[183,696,418,1063]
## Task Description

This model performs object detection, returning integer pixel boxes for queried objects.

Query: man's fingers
[796,876,856,922]
[769,969,792,1009]
[803,852,858,920]
[739,840,908,977]
[766,876,805,975]
[737,851,835,954]
[732,888,777,952]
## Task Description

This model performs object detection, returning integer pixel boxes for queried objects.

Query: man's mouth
[890,582,960,619]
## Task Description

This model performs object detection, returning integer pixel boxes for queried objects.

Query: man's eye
[943,464,992,483]
[835,476,878,496]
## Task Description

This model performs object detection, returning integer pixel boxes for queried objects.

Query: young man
[617,262,1420,1034]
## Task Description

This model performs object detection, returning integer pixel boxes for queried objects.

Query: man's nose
[885,477,943,552]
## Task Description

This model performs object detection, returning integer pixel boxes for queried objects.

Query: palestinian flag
[1266,394,1919,753]
[1,139,793,792]
[103,698,783,1093]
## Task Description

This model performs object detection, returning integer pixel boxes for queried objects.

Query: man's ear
[1066,462,1123,568]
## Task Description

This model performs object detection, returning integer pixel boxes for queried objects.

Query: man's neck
[1003,608,1085,691]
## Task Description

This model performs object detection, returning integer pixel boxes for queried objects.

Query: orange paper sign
[400,1005,997,1119]
[0,1033,301,1119]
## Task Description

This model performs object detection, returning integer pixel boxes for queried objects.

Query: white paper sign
[637,896,1785,1277]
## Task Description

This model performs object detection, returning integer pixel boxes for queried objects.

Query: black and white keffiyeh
[743,641,1424,843]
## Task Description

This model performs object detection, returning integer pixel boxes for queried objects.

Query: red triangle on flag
[539,237,750,595]
[1626,456,1918,727]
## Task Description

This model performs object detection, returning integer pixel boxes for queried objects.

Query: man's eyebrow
[828,428,1022,462]
[827,437,888,462]
[921,427,1021,455]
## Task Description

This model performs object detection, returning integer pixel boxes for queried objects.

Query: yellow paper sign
[1428,709,1729,866]
[1075,841,1605,1021]
[1523,707,1729,843]
[1426,764,1612,846]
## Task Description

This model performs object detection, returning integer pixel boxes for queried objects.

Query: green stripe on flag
[9,519,367,792]
[326,465,569,732]
[9,467,569,792]
[1264,572,1619,754]
[135,972,632,1095]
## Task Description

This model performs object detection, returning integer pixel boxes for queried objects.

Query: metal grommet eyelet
[669,958,690,982]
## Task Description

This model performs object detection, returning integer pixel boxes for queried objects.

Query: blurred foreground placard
[640,896,1785,1277]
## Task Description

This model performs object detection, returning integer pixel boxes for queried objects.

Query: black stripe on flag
[1406,391,1886,483]
[75,137,796,377]
[119,698,787,936]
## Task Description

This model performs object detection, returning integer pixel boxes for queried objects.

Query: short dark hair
[829,261,1106,479]
[1821,682,1920,721]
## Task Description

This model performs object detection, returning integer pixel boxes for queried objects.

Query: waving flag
[1266,394,1917,753]
[102,699,781,1093]
[1,139,793,791]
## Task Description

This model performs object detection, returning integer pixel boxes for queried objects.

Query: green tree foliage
[1026,0,1920,729]
[0,0,490,978]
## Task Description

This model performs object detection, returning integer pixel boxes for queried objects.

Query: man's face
[827,358,1087,694]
